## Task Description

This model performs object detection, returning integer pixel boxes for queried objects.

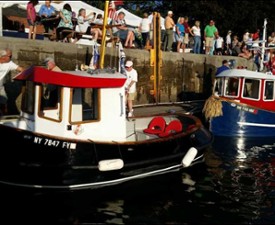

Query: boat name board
[33,137,76,149]
[231,103,258,114]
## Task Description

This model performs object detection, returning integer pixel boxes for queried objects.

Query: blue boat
[204,68,275,137]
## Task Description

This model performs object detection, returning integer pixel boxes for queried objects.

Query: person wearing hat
[215,59,230,76]
[164,10,175,52]
[124,60,138,117]
[43,57,62,71]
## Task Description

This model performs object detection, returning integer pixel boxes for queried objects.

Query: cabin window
[224,77,239,97]
[21,81,35,114]
[264,81,274,100]
[243,79,260,100]
[38,84,62,121]
[70,88,99,123]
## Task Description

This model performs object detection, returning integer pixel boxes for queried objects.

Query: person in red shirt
[182,16,191,53]
[252,29,260,41]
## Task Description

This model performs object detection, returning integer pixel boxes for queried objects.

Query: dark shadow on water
[205,136,275,225]
[2,137,275,224]
[0,164,207,225]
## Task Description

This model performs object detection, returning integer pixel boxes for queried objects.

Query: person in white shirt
[112,12,135,48]
[0,49,23,115]
[77,8,101,43]
[190,20,201,54]
[214,33,224,55]
[139,12,151,48]
[225,30,232,55]
[124,60,138,117]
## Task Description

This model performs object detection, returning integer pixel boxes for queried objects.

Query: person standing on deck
[125,60,138,118]
[215,59,230,76]
[0,49,24,115]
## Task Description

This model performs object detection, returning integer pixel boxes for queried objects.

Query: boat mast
[99,1,110,69]
[260,18,267,71]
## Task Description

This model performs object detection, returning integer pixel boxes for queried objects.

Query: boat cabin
[214,69,275,111]
[10,66,133,141]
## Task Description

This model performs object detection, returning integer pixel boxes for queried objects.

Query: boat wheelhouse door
[20,80,35,120]
[214,77,240,97]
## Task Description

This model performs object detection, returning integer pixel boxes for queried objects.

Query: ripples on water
[2,137,275,224]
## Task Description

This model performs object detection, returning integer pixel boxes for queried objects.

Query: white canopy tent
[115,8,165,30]
[0,1,104,36]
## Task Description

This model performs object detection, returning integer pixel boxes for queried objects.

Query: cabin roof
[216,69,275,80]
[14,66,127,88]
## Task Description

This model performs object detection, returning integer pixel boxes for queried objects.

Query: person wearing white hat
[164,10,175,52]
[124,60,138,117]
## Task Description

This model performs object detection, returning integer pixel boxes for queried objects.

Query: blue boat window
[264,80,274,100]
[70,88,99,123]
[243,79,260,99]
[225,77,239,97]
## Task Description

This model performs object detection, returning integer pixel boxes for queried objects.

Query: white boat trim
[0,155,204,190]
[237,121,275,128]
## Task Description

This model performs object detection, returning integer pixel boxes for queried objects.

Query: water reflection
[1,137,275,224]
[204,136,275,224]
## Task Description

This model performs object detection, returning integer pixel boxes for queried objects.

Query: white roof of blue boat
[216,69,275,80]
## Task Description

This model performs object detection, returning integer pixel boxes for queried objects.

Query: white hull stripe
[0,155,204,190]
[238,122,275,128]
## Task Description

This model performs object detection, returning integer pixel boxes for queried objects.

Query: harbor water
[1,136,275,224]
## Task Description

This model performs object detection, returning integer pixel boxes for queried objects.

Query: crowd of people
[162,10,275,60]
[24,1,140,47]
[23,1,275,58]
[5,2,275,116]
[162,10,275,74]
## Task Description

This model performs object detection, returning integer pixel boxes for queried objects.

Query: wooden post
[150,12,162,103]
[99,1,110,69]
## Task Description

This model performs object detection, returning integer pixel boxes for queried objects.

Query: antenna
[260,18,267,71]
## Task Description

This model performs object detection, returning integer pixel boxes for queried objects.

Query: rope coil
[202,95,223,120]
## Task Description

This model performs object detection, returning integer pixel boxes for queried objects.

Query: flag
[108,1,123,21]
[114,1,123,6]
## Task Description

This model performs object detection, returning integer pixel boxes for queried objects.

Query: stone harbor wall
[0,36,253,106]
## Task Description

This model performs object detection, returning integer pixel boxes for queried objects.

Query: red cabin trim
[14,66,126,88]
